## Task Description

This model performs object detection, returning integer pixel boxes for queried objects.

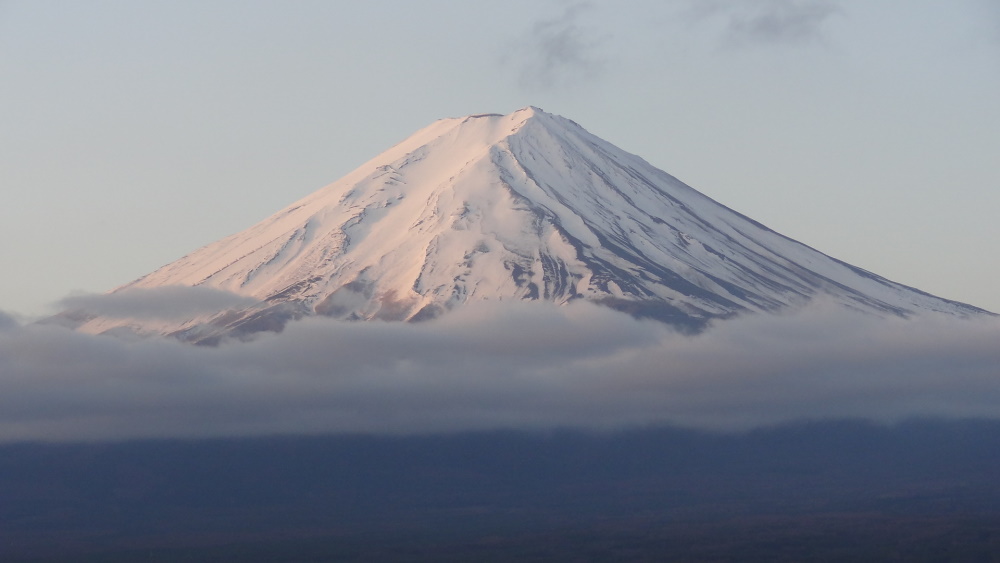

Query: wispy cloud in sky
[683,0,844,48]
[2,301,999,443]
[977,0,1000,44]
[510,1,606,90]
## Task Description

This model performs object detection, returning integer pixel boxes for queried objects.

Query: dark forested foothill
[3,419,1000,561]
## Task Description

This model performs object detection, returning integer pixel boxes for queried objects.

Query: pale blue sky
[2,0,998,317]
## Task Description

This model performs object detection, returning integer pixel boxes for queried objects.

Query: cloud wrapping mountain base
[3,301,999,442]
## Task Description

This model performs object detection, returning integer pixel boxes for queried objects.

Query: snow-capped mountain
[72,107,990,341]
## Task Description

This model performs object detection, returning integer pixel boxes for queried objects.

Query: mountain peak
[514,105,545,116]
[70,109,991,341]
[449,106,559,136]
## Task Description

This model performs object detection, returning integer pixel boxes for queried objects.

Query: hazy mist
[3,300,998,442]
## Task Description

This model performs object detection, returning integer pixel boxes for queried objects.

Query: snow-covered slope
[74,107,990,341]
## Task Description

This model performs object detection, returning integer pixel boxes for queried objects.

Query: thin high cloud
[510,1,606,90]
[976,0,1000,44]
[1,300,999,442]
[684,0,843,48]
[59,286,257,320]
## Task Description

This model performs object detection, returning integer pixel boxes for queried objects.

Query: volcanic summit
[70,107,989,341]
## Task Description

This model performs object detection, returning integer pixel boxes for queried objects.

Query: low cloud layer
[59,286,258,320]
[0,310,18,332]
[2,300,999,442]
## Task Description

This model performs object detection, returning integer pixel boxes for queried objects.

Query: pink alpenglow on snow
[62,107,992,342]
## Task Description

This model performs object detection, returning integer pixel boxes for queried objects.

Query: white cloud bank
[1,300,999,442]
